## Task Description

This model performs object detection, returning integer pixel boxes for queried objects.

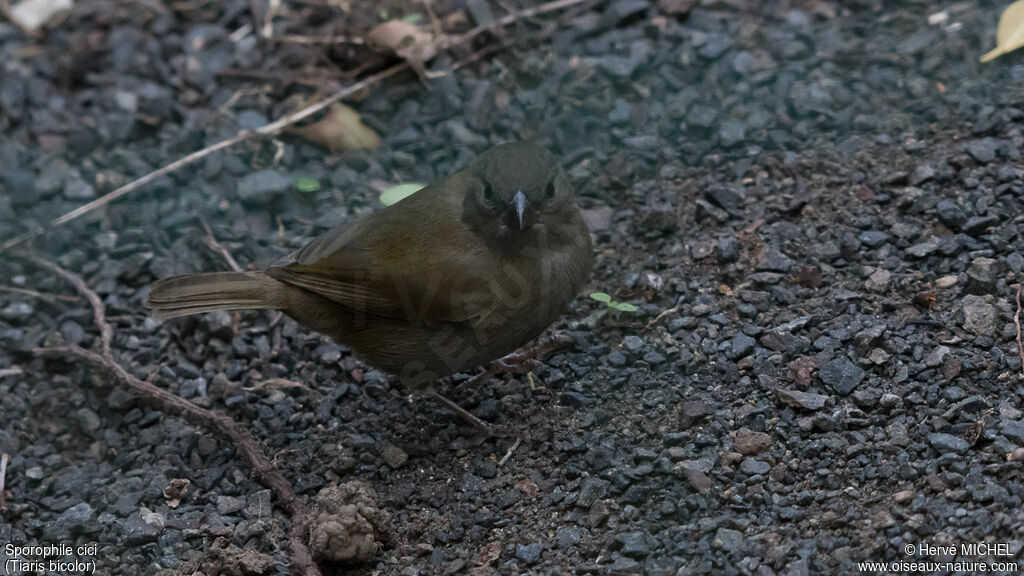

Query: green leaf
[400,13,422,24]
[611,302,638,312]
[295,176,320,193]
[379,8,389,19]
[379,183,425,206]
[590,292,612,303]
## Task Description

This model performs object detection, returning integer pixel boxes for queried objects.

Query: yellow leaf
[288,103,380,154]
[981,0,1024,62]
[379,183,424,206]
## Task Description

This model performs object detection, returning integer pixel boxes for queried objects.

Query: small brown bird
[148,142,593,431]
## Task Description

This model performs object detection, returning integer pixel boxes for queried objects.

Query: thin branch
[438,0,586,50]
[0,453,8,510]
[200,217,244,272]
[0,0,589,255]
[28,256,320,576]
[26,255,111,357]
[0,63,404,254]
[0,368,24,379]
[267,33,364,45]
[1016,284,1024,378]
[0,285,79,302]
[645,304,680,330]
[498,438,521,466]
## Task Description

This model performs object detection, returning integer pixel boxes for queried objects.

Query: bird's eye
[544,179,556,199]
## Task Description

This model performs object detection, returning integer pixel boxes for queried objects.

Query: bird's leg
[427,390,515,438]
[433,333,575,437]
[449,332,574,398]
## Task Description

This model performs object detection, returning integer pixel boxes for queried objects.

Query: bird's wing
[267,183,492,322]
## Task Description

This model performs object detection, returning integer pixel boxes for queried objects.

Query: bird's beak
[514,190,527,230]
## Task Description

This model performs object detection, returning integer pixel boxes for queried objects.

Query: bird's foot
[493,332,575,374]
[458,332,576,393]
[427,391,517,439]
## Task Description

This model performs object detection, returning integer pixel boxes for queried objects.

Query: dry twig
[199,217,244,272]
[1015,284,1024,378]
[27,257,321,576]
[0,452,8,510]
[645,304,680,330]
[0,0,589,254]
[267,33,363,45]
[0,285,79,302]
[498,438,521,466]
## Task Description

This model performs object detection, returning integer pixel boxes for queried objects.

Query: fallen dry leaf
[288,103,380,154]
[366,20,438,72]
[913,290,936,309]
[981,0,1024,62]
[9,0,72,32]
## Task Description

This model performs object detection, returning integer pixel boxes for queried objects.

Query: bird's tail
[147,271,278,319]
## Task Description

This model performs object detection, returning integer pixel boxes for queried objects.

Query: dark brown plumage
[148,142,593,394]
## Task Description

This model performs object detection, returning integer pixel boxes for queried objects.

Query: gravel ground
[3,0,1024,574]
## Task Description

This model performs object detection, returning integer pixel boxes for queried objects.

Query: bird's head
[462,142,576,250]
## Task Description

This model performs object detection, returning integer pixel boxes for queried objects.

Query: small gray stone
[44,502,94,539]
[76,408,102,433]
[615,531,651,558]
[965,139,998,163]
[556,526,581,549]
[718,122,745,147]
[204,310,234,340]
[906,237,939,258]
[217,495,246,515]
[237,170,292,203]
[60,320,86,345]
[911,162,936,185]
[642,351,666,365]
[515,542,543,565]
[608,350,627,366]
[865,268,891,292]
[936,200,967,231]
[121,508,163,544]
[928,432,969,454]
[380,442,408,469]
[699,34,733,60]
[776,389,829,410]
[1002,420,1024,444]
[577,477,609,508]
[962,295,996,336]
[602,0,648,26]
[740,458,771,475]
[622,335,645,353]
[858,230,889,248]
[1,302,33,322]
[963,214,1000,236]
[728,334,756,360]
[756,248,794,273]
[818,357,864,395]
[714,527,744,552]
[63,172,96,200]
[966,257,1000,295]
[464,0,495,26]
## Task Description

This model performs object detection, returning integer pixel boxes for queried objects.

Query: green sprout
[295,176,320,193]
[379,183,424,206]
[590,292,638,313]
